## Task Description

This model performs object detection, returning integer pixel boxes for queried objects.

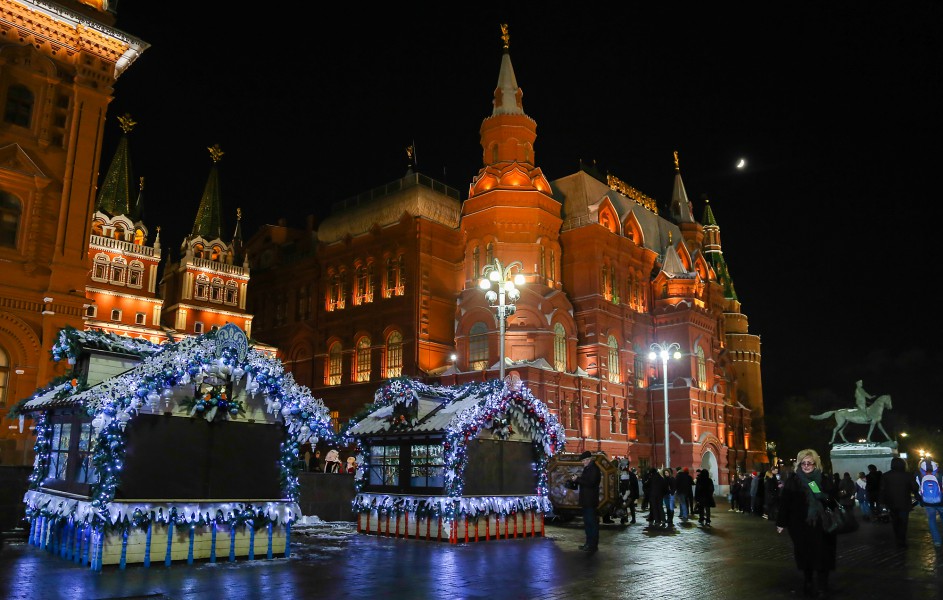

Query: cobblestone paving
[1,508,940,600]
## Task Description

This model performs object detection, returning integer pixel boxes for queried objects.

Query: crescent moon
[736,159,746,169]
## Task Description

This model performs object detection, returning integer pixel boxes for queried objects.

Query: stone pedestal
[829,443,897,477]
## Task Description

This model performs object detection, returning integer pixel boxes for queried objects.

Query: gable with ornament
[16,323,339,570]
[344,374,565,542]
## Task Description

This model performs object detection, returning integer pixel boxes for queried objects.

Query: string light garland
[23,326,342,536]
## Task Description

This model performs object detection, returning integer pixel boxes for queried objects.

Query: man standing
[675,467,694,522]
[572,451,601,552]
[866,464,883,519]
[880,457,917,548]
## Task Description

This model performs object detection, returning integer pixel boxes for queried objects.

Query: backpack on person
[917,459,942,506]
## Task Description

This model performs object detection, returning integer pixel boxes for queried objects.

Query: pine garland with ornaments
[24,325,341,534]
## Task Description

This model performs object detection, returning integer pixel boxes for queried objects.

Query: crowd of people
[571,449,941,599]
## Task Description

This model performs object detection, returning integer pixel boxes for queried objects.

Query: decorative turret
[701,199,738,301]
[95,113,136,218]
[669,151,703,248]
[189,144,225,244]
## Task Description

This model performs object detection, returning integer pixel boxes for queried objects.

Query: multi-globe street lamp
[649,341,681,469]
[478,258,525,382]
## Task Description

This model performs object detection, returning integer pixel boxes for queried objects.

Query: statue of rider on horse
[809,380,894,445]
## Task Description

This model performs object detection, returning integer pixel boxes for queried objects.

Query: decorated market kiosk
[346,376,566,543]
[16,323,337,570]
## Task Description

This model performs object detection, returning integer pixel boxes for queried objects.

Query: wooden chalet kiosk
[346,376,566,543]
[15,324,336,570]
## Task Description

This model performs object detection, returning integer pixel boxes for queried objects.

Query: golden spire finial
[500,23,510,50]
[208,144,224,163]
[139,176,144,190]
[156,225,161,233]
[673,150,680,172]
[118,113,136,134]
[236,207,242,221]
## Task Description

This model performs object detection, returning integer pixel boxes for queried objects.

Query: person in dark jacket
[775,449,837,598]
[571,450,601,552]
[675,467,694,522]
[730,474,742,512]
[879,456,918,548]
[739,472,754,513]
[662,468,678,527]
[645,468,667,529]
[694,468,716,526]
[837,472,856,511]
[865,464,883,518]
[619,465,640,525]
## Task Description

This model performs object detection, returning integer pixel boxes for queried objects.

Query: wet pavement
[1,506,940,600]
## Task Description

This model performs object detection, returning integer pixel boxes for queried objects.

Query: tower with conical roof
[159,145,253,338]
[85,114,165,341]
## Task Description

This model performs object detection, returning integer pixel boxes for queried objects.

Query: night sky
[103,3,943,441]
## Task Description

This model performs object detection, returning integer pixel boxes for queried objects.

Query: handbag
[821,500,858,534]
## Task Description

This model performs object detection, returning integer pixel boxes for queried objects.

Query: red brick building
[246,33,767,485]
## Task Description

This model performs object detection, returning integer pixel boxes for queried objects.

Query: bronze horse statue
[810,394,893,444]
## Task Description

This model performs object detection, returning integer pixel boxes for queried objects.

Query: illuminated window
[553,323,566,372]
[128,261,144,288]
[607,335,620,383]
[385,331,403,378]
[368,445,400,486]
[0,191,21,248]
[210,278,224,303]
[330,410,340,432]
[4,84,33,127]
[385,257,405,297]
[75,423,98,484]
[602,265,612,300]
[696,346,707,390]
[328,273,345,309]
[49,423,72,480]
[0,345,8,406]
[225,282,238,305]
[410,444,444,487]
[327,342,342,385]
[133,228,145,245]
[110,257,126,285]
[355,336,371,382]
[469,322,488,371]
[634,353,644,389]
[194,275,209,299]
[92,255,109,281]
[356,265,374,304]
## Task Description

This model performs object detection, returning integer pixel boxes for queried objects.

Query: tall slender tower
[159,145,253,338]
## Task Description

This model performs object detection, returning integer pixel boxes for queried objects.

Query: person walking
[729,473,742,512]
[855,471,871,520]
[620,465,640,525]
[837,472,856,512]
[763,468,780,520]
[675,467,694,522]
[880,456,917,548]
[775,449,838,598]
[915,457,943,551]
[571,450,601,552]
[694,468,715,526]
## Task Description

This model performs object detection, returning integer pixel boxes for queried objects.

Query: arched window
[486,242,494,265]
[92,254,110,281]
[607,335,620,383]
[602,265,612,299]
[553,323,566,372]
[473,246,480,279]
[210,278,224,302]
[4,84,33,127]
[539,246,546,278]
[133,228,146,245]
[609,407,617,433]
[194,274,209,299]
[696,345,707,390]
[619,408,626,434]
[110,257,126,285]
[0,344,9,406]
[127,261,144,288]
[550,250,556,281]
[327,342,342,385]
[355,336,371,382]
[226,282,238,305]
[634,353,645,389]
[385,258,402,298]
[0,192,21,248]
[385,331,403,378]
[568,402,577,431]
[469,322,489,371]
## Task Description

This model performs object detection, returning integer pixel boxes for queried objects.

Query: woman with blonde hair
[775,449,838,598]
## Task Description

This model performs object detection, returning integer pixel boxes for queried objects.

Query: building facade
[246,33,768,483]
[0,0,147,464]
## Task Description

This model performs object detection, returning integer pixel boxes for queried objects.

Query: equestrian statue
[809,383,893,445]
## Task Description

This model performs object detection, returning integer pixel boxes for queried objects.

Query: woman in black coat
[775,449,837,598]
[694,469,716,526]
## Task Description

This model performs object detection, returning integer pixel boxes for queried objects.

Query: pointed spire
[154,225,161,251]
[702,197,718,226]
[131,176,145,221]
[231,207,243,246]
[493,23,524,116]
[190,144,225,240]
[669,150,695,224]
[95,113,136,217]
[661,244,689,275]
[701,198,738,300]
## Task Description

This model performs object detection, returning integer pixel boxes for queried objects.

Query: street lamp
[479,258,525,382]
[649,341,681,469]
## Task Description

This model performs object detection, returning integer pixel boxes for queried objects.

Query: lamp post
[649,341,681,469]
[479,258,525,382]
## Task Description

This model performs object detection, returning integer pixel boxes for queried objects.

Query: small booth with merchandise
[15,324,337,570]
[346,376,566,543]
